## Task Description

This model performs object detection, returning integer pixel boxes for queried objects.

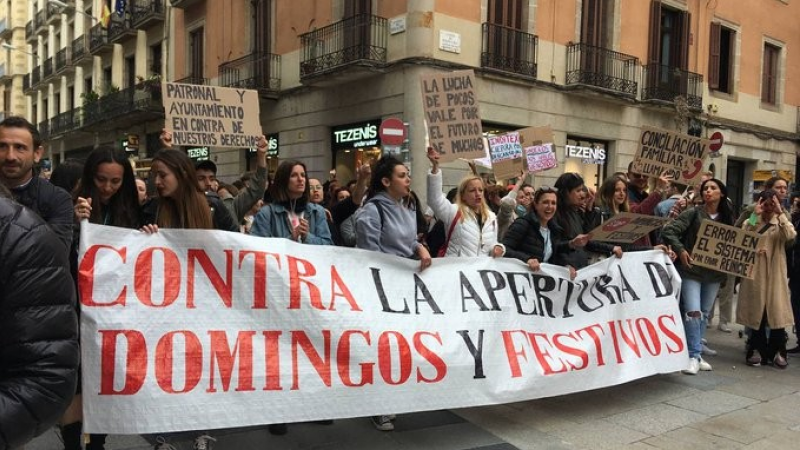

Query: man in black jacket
[0,116,73,252]
[0,184,79,450]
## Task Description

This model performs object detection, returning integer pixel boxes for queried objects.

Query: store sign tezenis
[332,120,381,150]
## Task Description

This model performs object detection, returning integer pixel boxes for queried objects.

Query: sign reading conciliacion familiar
[162,83,262,149]
[632,126,710,185]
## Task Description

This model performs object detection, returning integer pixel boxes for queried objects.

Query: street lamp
[47,0,98,23]
[1,43,38,59]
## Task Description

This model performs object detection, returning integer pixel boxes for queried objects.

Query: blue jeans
[680,278,721,359]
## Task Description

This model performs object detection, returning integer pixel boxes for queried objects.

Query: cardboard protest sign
[526,143,558,173]
[588,213,670,243]
[488,132,524,179]
[163,82,261,149]
[632,126,710,185]
[421,70,484,163]
[690,219,761,279]
[79,223,685,434]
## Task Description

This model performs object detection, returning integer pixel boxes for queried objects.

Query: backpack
[340,199,385,247]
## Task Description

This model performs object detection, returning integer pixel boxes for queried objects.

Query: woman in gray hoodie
[355,155,432,432]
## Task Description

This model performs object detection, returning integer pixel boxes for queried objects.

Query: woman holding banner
[736,189,796,368]
[425,147,505,258]
[502,185,576,278]
[68,146,142,450]
[250,160,333,246]
[661,178,735,375]
[356,154,431,431]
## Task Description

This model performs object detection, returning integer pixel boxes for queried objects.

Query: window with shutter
[762,43,780,105]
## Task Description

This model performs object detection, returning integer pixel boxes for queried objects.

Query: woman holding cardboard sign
[736,189,796,368]
[662,178,735,375]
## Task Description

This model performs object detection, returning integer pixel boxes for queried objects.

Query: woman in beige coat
[736,189,797,368]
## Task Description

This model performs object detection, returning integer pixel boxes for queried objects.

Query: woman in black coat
[0,185,79,450]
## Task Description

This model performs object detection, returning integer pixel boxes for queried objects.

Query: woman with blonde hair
[426,147,504,257]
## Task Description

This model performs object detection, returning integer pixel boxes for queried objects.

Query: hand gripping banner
[78,223,686,433]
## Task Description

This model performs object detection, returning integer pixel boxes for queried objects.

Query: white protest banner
[488,132,524,179]
[526,143,558,173]
[163,82,261,148]
[420,70,484,163]
[589,213,670,244]
[691,219,761,279]
[633,126,710,185]
[79,224,686,434]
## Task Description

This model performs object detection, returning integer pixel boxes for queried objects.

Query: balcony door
[343,0,372,60]
[647,1,690,94]
[580,0,612,74]
[189,27,204,82]
[252,0,272,88]
[487,0,525,69]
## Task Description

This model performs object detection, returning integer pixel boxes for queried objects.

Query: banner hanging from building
[78,224,686,434]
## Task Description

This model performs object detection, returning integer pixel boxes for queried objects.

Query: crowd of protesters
[2,115,800,450]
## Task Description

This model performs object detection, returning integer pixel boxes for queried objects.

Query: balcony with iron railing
[81,79,164,131]
[47,3,62,25]
[25,20,35,42]
[30,65,41,87]
[169,0,203,9]
[23,73,30,92]
[35,9,47,34]
[173,75,209,85]
[89,23,112,54]
[299,14,387,80]
[565,43,638,97]
[72,35,90,64]
[49,109,81,137]
[55,47,73,74]
[38,119,50,139]
[42,56,54,80]
[131,0,165,29]
[108,14,136,43]
[641,63,703,110]
[480,22,538,80]
[219,52,280,95]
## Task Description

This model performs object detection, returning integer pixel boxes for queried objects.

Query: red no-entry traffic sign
[709,131,724,152]
[379,118,406,146]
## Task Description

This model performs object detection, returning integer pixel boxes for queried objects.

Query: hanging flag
[100,3,112,28]
[115,0,126,17]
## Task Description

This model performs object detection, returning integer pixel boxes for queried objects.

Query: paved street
[27,317,800,450]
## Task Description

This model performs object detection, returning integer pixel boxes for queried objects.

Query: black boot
[86,433,107,450]
[60,422,83,450]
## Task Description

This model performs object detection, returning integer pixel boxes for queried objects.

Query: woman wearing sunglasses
[503,185,576,279]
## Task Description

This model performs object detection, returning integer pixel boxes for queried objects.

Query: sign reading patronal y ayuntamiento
[78,223,686,434]
[162,82,261,149]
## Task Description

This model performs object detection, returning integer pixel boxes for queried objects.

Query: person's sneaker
[682,358,700,375]
[371,415,395,431]
[774,354,788,369]
[746,351,762,366]
[193,435,217,450]
[698,358,713,371]
[787,345,800,354]
[701,343,718,356]
[717,323,732,333]
[268,423,288,436]
[153,437,178,450]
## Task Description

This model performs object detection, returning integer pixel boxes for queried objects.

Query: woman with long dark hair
[662,178,735,375]
[69,146,142,450]
[141,149,238,232]
[250,160,332,244]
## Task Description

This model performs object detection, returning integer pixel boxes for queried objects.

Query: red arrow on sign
[709,131,724,152]
[379,118,406,146]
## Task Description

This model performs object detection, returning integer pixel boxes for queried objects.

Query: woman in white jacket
[426,147,504,257]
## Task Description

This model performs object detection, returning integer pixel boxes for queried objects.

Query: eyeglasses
[309,185,323,191]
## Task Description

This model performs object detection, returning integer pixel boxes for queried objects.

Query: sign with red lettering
[78,224,685,434]
[633,126,711,185]
[691,219,761,279]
